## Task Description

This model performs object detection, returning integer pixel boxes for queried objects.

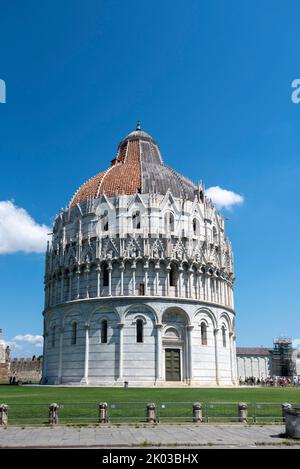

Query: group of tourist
[239,376,300,386]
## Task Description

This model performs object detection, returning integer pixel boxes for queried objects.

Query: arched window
[71,322,77,345]
[192,218,199,236]
[101,320,108,344]
[169,266,176,287]
[136,319,144,343]
[201,322,207,346]
[165,212,174,232]
[103,265,109,287]
[101,210,109,232]
[51,326,56,348]
[132,211,141,229]
[222,325,226,347]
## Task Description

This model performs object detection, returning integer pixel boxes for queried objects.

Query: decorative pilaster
[60,273,64,303]
[76,266,81,299]
[68,271,73,301]
[57,327,64,383]
[118,322,124,380]
[108,262,112,296]
[186,325,194,383]
[131,262,136,296]
[85,264,90,299]
[155,262,160,296]
[188,267,193,298]
[214,328,220,385]
[119,262,124,296]
[229,331,235,384]
[144,262,149,296]
[178,265,183,297]
[166,264,171,297]
[96,263,101,297]
[155,323,163,382]
[81,324,90,384]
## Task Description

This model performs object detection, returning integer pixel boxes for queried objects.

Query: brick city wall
[10,358,43,383]
[0,362,9,382]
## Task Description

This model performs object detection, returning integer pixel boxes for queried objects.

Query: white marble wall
[237,356,271,380]
[42,298,236,386]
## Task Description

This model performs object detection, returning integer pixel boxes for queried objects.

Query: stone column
[178,265,183,297]
[166,265,170,297]
[118,322,124,380]
[250,357,254,377]
[264,358,268,377]
[108,263,112,296]
[81,324,90,384]
[156,323,163,381]
[231,285,235,309]
[85,264,90,299]
[119,262,124,296]
[144,262,149,296]
[187,325,194,383]
[68,271,73,301]
[155,263,160,296]
[42,332,48,381]
[214,328,220,385]
[57,327,64,384]
[131,262,136,295]
[206,275,210,302]
[76,266,81,299]
[60,273,64,303]
[96,263,101,297]
[188,268,193,298]
[243,357,247,380]
[196,270,200,299]
[229,331,235,384]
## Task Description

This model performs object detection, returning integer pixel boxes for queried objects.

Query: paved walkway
[0,424,298,448]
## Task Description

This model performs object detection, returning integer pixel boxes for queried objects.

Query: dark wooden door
[165,349,181,381]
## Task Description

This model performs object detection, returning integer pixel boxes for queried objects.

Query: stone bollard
[238,402,248,423]
[49,403,59,425]
[192,402,203,423]
[0,404,8,426]
[98,402,108,423]
[285,407,300,439]
[282,403,292,422]
[146,403,156,423]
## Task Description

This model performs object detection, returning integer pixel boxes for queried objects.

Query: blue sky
[1,0,300,356]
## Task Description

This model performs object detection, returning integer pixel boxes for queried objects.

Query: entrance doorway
[165,348,181,381]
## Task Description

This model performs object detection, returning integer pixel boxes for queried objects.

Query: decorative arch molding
[88,304,121,323]
[130,314,148,325]
[163,325,181,339]
[219,312,232,332]
[45,310,62,330]
[62,309,82,327]
[193,307,217,329]
[123,303,159,324]
[161,306,190,325]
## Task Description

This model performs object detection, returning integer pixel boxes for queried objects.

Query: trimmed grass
[1,385,300,425]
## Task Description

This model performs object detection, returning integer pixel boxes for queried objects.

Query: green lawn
[1,385,300,425]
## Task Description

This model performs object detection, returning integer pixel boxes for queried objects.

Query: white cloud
[12,334,44,347]
[0,200,50,254]
[206,186,244,210]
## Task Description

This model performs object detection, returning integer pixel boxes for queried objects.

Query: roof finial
[136,120,141,131]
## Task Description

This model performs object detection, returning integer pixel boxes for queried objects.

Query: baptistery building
[42,124,237,386]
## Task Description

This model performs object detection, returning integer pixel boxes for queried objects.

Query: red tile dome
[70,124,196,207]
